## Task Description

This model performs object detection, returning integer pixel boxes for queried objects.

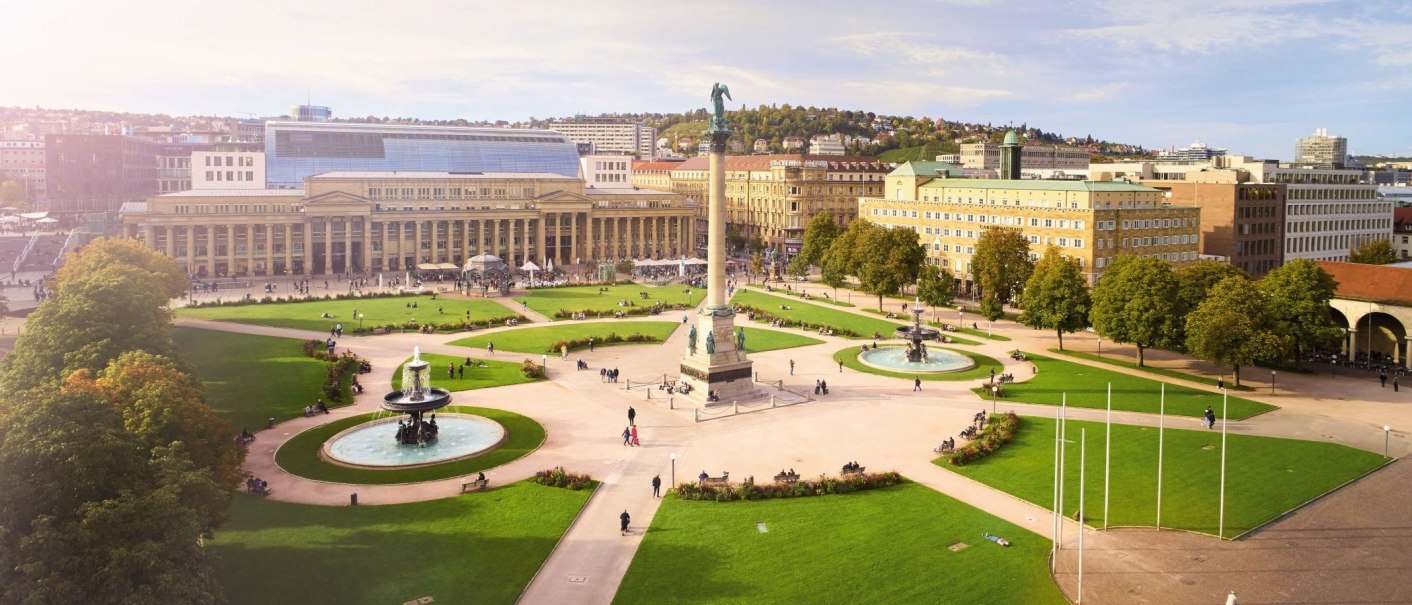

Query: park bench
[372,328,386,335]
[773,472,800,484]
[460,478,489,493]
[840,466,866,476]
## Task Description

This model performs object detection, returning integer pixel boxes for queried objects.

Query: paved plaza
[179,280,1412,604]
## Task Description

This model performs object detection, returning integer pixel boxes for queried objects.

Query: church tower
[999,130,1022,179]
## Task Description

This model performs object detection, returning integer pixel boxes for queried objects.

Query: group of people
[236,428,256,444]
[244,477,270,496]
[622,406,641,446]
[600,367,621,383]
[842,461,863,472]
[302,400,330,417]
[813,379,830,395]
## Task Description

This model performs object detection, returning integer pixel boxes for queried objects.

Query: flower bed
[551,303,687,320]
[674,471,902,502]
[357,316,524,335]
[300,340,361,402]
[548,332,661,353]
[186,290,413,308]
[532,466,594,490]
[947,412,1020,466]
[520,359,543,379]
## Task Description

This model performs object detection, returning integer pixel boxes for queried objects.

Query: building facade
[192,148,266,190]
[120,172,695,277]
[46,134,162,213]
[1134,176,1287,277]
[859,164,1201,286]
[579,154,632,187]
[663,154,890,256]
[1295,128,1348,168]
[262,121,581,189]
[960,140,1089,174]
[0,139,45,203]
[1394,207,1412,261]
[547,117,655,159]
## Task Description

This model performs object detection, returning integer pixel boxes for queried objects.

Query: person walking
[589,337,595,352]
[1395,375,1401,392]
[789,359,795,375]
[1218,376,1225,391]
[631,425,640,446]
[1380,372,1388,388]
[620,510,631,535]
[839,360,844,373]
[914,377,922,392]
[622,426,632,446]
[814,380,821,395]
[1204,406,1217,430]
[628,406,636,426]
[487,342,494,356]
[652,474,662,498]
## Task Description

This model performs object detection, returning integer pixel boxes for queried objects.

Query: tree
[1260,259,1342,366]
[0,180,25,208]
[1348,237,1398,265]
[797,211,839,268]
[1089,255,1180,366]
[916,264,955,322]
[725,225,746,253]
[972,226,1033,304]
[785,255,810,280]
[1173,260,1249,348]
[856,224,926,310]
[1018,247,1092,350]
[1185,276,1289,386]
[751,251,764,278]
[819,217,877,296]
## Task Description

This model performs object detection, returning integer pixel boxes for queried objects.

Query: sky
[3,0,1411,159]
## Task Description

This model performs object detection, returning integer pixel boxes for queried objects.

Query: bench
[700,471,729,488]
[773,472,800,484]
[460,479,489,493]
[841,466,866,476]
[372,328,386,335]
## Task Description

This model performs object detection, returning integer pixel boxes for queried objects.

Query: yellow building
[639,154,890,256]
[859,162,1201,286]
[120,171,695,277]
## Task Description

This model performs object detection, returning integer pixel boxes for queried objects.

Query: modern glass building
[263,121,581,188]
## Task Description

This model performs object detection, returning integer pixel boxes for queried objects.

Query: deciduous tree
[1185,276,1289,386]
[1348,237,1398,265]
[1259,258,1341,365]
[1089,255,1180,366]
[972,226,1033,304]
[916,264,955,322]
[1018,247,1091,350]
[797,211,839,268]
[1173,260,1249,348]
[856,224,926,310]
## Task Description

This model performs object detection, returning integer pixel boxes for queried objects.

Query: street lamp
[1097,338,1102,355]
[991,385,999,413]
[1384,426,1392,459]
[358,313,365,331]
[1270,370,1276,395]
[669,453,677,490]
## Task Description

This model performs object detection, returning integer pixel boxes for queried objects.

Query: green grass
[957,326,1011,341]
[514,284,705,320]
[274,406,546,484]
[177,294,519,333]
[739,327,824,353]
[391,353,542,392]
[876,145,927,163]
[860,308,1009,342]
[173,327,350,430]
[615,481,1066,604]
[210,481,591,605]
[832,345,1001,382]
[770,286,854,307]
[940,415,1387,536]
[1048,348,1255,391]
[972,353,1276,419]
[730,290,901,339]
[451,321,680,354]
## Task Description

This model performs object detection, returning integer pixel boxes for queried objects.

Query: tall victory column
[679,83,755,403]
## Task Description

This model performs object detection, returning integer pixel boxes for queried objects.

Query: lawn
[173,327,351,430]
[975,353,1276,419]
[514,283,705,320]
[940,415,1387,537]
[451,321,680,354]
[210,481,591,605]
[730,289,900,339]
[740,327,823,353]
[833,345,1001,382]
[177,294,520,333]
[274,406,546,484]
[1048,348,1254,391]
[614,481,1066,604]
[391,353,543,392]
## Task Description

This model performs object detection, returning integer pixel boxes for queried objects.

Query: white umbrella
[35,217,58,224]
[520,261,540,286]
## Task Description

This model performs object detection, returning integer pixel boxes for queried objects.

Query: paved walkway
[174,280,1412,604]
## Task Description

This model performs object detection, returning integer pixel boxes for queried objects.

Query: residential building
[1155,140,1227,163]
[1394,207,1412,261]
[860,162,1201,287]
[120,171,695,277]
[960,137,1089,176]
[810,134,845,156]
[1295,128,1348,168]
[546,117,655,159]
[192,147,266,190]
[782,136,803,151]
[580,154,632,187]
[262,121,581,189]
[0,139,46,203]
[663,154,890,256]
[46,134,162,213]
[753,138,769,153]
[630,159,683,192]
[156,143,213,194]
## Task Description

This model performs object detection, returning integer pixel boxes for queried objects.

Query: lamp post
[991,385,999,413]
[1385,426,1392,459]
[669,453,677,489]
[1097,338,1102,355]
[1270,370,1276,395]
[358,313,365,331]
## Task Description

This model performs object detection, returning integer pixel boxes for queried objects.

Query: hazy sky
[5,0,1411,158]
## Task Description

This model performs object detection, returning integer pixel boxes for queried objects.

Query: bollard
[694,408,699,422]
[669,397,674,410]
[267,417,275,429]
[771,394,777,407]
[626,379,631,390]
[733,401,739,414]
[755,371,759,382]
[647,388,652,400]
[350,493,358,506]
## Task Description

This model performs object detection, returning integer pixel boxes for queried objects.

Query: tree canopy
[1018,247,1092,350]
[916,264,956,322]
[855,222,926,310]
[1185,276,1289,386]
[1260,259,1341,365]
[972,226,1033,304]
[1348,237,1398,265]
[1173,260,1249,348]
[1089,255,1180,366]
[796,211,839,268]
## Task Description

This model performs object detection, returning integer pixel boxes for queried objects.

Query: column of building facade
[282,224,291,274]
[342,219,351,273]
[459,219,470,263]
[534,215,546,265]
[611,217,621,261]
[223,225,234,276]
[566,212,577,264]
[206,226,217,277]
[302,223,312,276]
[521,218,530,267]
[162,226,174,259]
[185,226,195,274]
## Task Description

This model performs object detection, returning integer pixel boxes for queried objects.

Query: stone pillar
[186,226,196,273]
[569,212,578,265]
[265,223,274,276]
[206,227,217,278]
[535,216,546,265]
[461,219,470,263]
[584,214,594,264]
[343,219,352,273]
[225,224,235,276]
[302,223,312,275]
[521,218,530,266]
[283,224,292,274]
[707,149,726,308]
[491,219,500,259]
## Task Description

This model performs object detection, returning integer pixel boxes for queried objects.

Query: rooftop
[584,187,675,196]
[1316,261,1412,307]
[159,189,306,197]
[890,161,964,178]
[918,179,1160,193]
[308,171,576,180]
[672,154,890,172]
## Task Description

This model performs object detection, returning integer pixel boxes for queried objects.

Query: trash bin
[266,417,275,429]
[350,493,358,506]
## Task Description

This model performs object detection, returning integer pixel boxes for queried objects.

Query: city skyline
[4,0,1411,159]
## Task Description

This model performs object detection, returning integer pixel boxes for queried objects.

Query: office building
[1155,140,1227,163]
[120,171,695,277]
[1295,128,1348,168]
[960,136,1089,176]
[262,121,581,189]
[580,154,632,187]
[547,117,655,159]
[0,140,46,203]
[660,154,890,257]
[292,104,332,123]
[46,134,162,213]
[860,162,1201,287]
[1137,177,1286,277]
[192,146,266,190]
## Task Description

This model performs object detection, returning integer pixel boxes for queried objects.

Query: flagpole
[1157,383,1165,529]
[1058,393,1067,550]
[1219,389,1229,539]
[1078,428,1087,604]
[1052,404,1062,569]
[1104,382,1112,530]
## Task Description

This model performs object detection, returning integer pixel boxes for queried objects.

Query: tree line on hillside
[794,221,1350,386]
[0,239,242,603]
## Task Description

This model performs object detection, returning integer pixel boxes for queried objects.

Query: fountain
[894,296,941,362]
[321,347,506,468]
[854,297,975,374]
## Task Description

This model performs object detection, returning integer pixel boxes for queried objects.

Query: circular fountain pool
[857,346,976,374]
[322,414,506,468]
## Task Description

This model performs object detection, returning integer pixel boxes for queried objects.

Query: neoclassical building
[120,172,696,277]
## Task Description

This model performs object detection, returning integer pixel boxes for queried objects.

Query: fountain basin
[857,346,975,374]
[321,413,506,469]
